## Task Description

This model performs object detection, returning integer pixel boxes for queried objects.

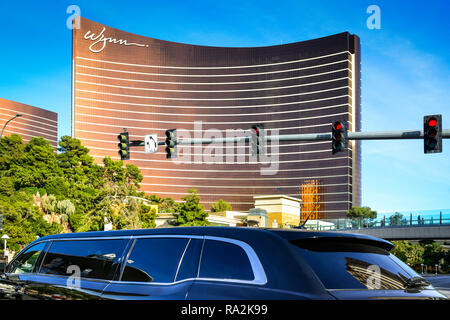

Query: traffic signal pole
[123,115,448,157]
[129,128,450,147]
[266,128,450,142]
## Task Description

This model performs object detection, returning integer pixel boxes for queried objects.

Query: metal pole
[0,114,22,138]
[133,128,450,147]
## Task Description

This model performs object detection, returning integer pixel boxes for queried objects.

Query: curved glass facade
[0,98,58,149]
[72,17,361,218]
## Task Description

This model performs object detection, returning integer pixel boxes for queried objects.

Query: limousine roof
[35,227,393,251]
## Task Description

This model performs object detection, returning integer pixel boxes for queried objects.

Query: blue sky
[0,0,449,213]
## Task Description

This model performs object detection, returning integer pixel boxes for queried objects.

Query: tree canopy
[388,212,408,226]
[0,134,214,250]
[171,189,209,226]
[346,206,377,219]
[210,199,232,213]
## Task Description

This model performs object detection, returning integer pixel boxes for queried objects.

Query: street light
[0,114,22,138]
[1,235,9,258]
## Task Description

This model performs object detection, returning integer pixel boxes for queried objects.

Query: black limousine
[0,227,446,300]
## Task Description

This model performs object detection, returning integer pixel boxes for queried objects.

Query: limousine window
[291,238,416,290]
[8,242,46,274]
[121,238,189,283]
[40,239,128,280]
[199,240,254,281]
[175,238,203,281]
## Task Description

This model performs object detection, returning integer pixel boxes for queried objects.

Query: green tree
[138,204,157,229]
[388,212,408,226]
[57,136,96,184]
[422,241,445,269]
[0,134,156,240]
[391,240,424,267]
[346,206,377,219]
[41,194,57,214]
[171,189,209,226]
[0,191,62,247]
[0,134,25,172]
[8,137,62,189]
[346,206,377,227]
[0,176,15,196]
[210,199,232,213]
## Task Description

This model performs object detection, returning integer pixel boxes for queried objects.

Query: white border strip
[75,103,349,117]
[139,175,350,181]
[79,143,348,156]
[0,107,57,125]
[0,116,58,135]
[75,77,349,93]
[89,154,351,164]
[74,120,346,132]
[0,123,57,139]
[1,129,57,144]
[74,111,349,125]
[75,60,348,78]
[76,68,349,86]
[0,113,57,130]
[75,94,350,109]
[76,51,350,70]
[141,179,349,188]
[76,86,349,101]
[131,190,352,198]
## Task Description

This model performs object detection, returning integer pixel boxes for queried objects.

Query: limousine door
[0,241,106,300]
[5,273,109,300]
[101,237,202,300]
[3,237,132,300]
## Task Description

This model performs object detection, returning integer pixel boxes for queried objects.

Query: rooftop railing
[302,212,450,231]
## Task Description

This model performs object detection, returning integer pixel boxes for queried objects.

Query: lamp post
[1,235,9,258]
[0,114,22,138]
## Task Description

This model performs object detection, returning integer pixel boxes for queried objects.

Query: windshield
[291,238,421,290]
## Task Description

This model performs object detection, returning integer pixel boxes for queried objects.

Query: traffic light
[424,114,442,153]
[165,129,177,158]
[250,124,265,157]
[117,131,130,160]
[331,120,348,154]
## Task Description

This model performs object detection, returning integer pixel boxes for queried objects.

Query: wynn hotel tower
[72,17,361,219]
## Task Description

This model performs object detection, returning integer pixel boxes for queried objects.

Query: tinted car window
[121,238,189,283]
[292,238,419,290]
[176,238,203,281]
[199,240,254,281]
[40,239,128,280]
[8,242,46,274]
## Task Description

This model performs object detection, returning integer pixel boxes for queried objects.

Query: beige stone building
[253,195,302,228]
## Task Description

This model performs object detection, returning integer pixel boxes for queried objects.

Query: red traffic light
[428,118,437,127]
[333,121,342,130]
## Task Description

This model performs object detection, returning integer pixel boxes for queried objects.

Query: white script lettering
[84,27,148,53]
